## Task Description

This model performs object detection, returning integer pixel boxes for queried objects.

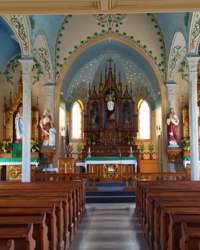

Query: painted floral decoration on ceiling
[95,14,126,32]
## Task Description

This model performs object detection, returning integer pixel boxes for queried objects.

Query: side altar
[83,60,138,159]
[0,79,40,180]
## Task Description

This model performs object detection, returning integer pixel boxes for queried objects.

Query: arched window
[138,100,151,139]
[72,101,82,139]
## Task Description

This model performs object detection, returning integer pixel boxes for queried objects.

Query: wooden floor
[70,203,149,250]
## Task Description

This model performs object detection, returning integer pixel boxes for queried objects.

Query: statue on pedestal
[15,106,23,142]
[166,108,179,147]
[40,109,56,147]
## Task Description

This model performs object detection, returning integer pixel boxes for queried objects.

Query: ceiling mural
[3,15,31,56]
[95,14,126,31]
[168,32,187,80]
[0,18,20,71]
[189,12,200,53]
[33,33,54,83]
[55,14,165,80]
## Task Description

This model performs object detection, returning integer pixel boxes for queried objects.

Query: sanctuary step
[86,182,135,203]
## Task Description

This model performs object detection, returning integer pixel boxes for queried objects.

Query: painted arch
[168,31,187,80]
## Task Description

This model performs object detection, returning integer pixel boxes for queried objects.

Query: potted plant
[139,144,145,160]
[148,144,154,159]
[76,144,83,160]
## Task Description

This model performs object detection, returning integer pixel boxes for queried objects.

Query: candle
[130,146,133,156]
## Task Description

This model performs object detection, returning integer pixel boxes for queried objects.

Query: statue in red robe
[166,108,179,147]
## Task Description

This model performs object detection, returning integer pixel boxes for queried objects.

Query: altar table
[85,156,137,172]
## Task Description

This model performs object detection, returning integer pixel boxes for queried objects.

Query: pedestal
[167,147,181,163]
[40,147,56,167]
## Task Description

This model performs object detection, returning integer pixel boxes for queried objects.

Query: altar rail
[32,171,190,190]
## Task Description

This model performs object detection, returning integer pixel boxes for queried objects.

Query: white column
[43,82,55,121]
[19,57,34,183]
[187,56,200,180]
[166,80,177,111]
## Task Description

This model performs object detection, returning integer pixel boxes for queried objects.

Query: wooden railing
[32,171,190,191]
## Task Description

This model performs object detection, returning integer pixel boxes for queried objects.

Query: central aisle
[70,203,149,250]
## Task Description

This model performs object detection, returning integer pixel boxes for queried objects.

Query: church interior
[0,1,200,249]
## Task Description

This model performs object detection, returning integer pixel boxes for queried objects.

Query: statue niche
[83,60,138,157]
[3,81,39,142]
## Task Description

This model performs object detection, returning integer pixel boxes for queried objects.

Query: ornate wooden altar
[83,60,138,158]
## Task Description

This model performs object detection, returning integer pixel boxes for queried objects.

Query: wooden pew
[0,199,64,250]
[0,206,56,250]
[169,214,200,250]
[0,180,85,249]
[0,181,83,242]
[0,214,48,250]
[155,203,200,250]
[180,222,200,250]
[0,239,14,250]
[0,224,35,250]
[0,190,72,248]
[136,180,200,250]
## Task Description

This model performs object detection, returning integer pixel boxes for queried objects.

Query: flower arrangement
[31,139,40,152]
[0,140,12,153]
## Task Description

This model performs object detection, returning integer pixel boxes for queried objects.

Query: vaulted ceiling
[0,0,200,14]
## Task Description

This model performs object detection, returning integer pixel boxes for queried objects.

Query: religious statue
[166,108,179,147]
[40,109,56,147]
[15,106,23,141]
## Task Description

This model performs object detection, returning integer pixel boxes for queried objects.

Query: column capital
[165,80,176,85]
[186,55,200,72]
[19,57,34,74]
[44,81,56,87]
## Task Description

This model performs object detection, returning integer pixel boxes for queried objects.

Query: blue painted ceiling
[0,13,193,85]
[0,17,20,71]
[62,40,161,109]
